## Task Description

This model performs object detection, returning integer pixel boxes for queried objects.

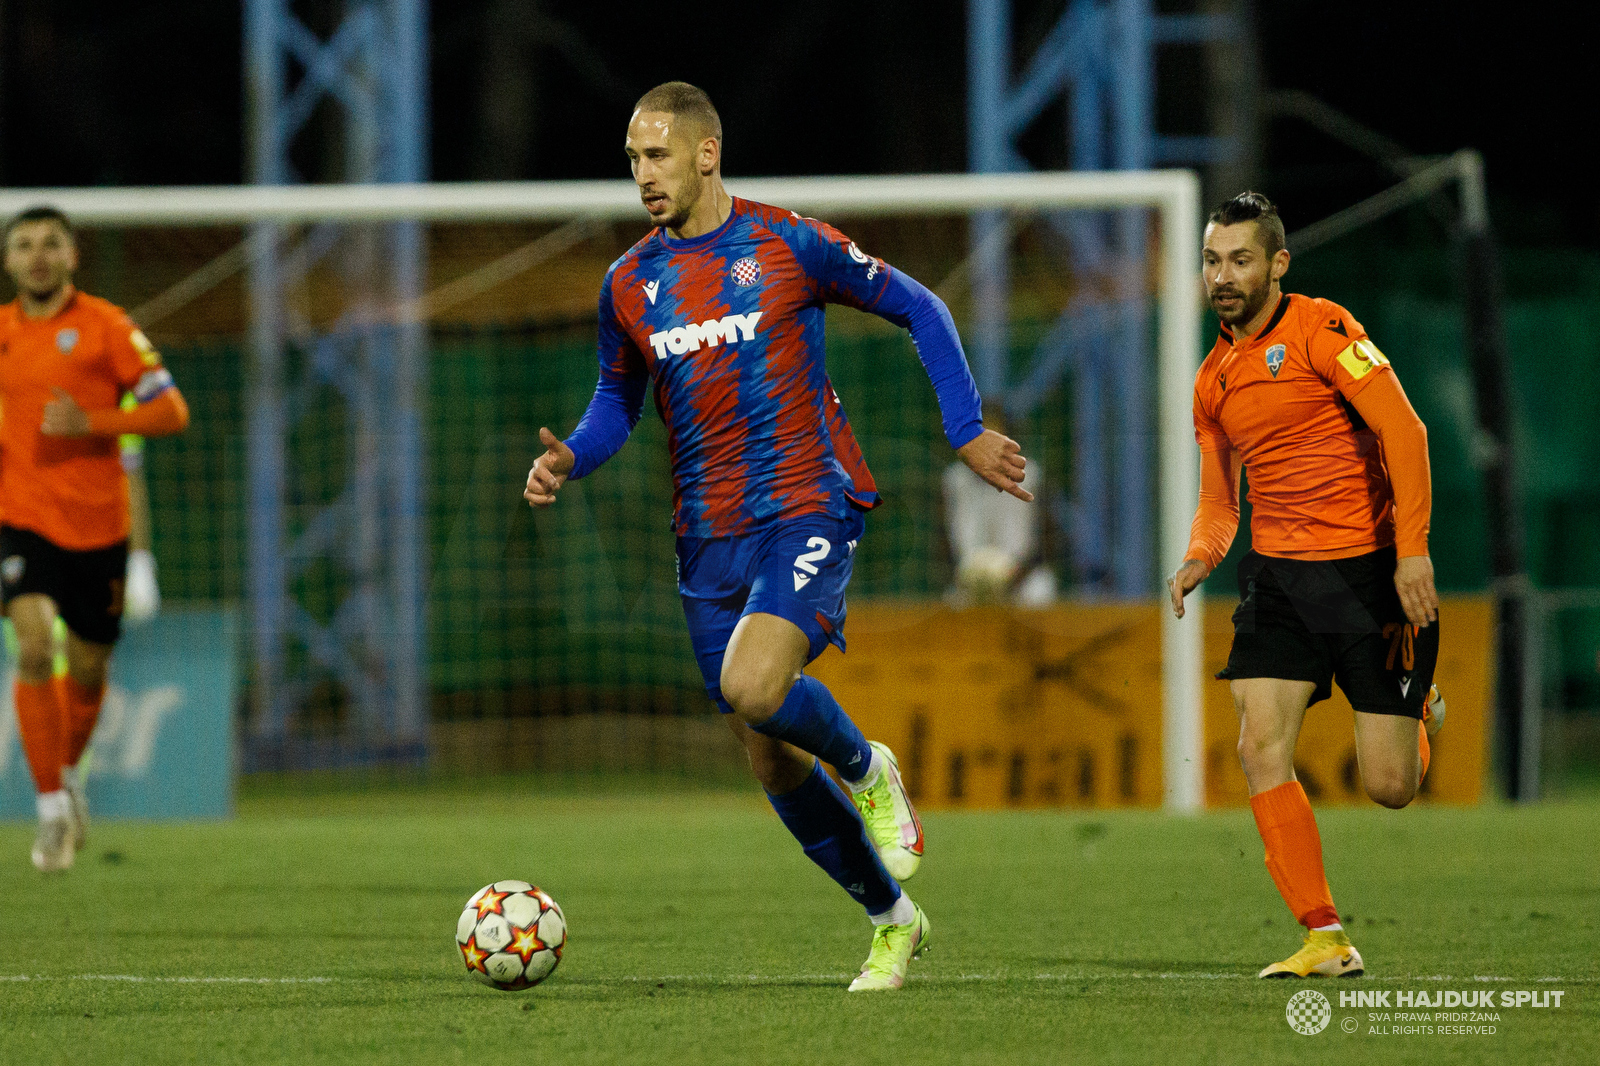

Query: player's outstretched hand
[1394,554,1439,627]
[42,388,91,437]
[523,427,575,507]
[957,429,1033,502]
[1168,559,1210,618]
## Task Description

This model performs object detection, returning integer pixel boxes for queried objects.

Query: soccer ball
[455,880,566,990]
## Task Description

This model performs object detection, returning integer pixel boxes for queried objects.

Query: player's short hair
[633,81,723,146]
[1209,192,1285,258]
[5,204,75,245]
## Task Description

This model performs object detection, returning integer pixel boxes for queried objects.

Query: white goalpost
[0,171,1206,810]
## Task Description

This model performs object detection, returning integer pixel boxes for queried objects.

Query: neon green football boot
[849,741,924,881]
[848,902,931,992]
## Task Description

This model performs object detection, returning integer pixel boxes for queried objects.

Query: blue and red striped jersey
[566,197,982,538]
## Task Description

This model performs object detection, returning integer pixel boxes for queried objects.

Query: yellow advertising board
[807,597,1491,809]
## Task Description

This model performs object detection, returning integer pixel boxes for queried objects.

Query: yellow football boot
[1259,928,1364,979]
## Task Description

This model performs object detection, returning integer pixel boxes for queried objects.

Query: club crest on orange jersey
[1265,344,1286,378]
[56,328,79,354]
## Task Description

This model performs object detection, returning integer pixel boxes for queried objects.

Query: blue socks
[749,675,873,781]
[766,761,901,915]
[750,676,899,916]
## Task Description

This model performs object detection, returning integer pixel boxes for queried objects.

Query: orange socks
[12,676,106,796]
[1418,719,1431,781]
[60,676,107,768]
[14,679,64,794]
[1249,781,1340,930]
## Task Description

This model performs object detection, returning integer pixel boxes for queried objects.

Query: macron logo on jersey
[647,312,763,360]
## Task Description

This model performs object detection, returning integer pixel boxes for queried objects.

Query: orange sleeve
[87,388,189,438]
[1193,384,1230,454]
[1183,444,1241,570]
[105,311,164,387]
[1305,305,1392,403]
[1348,369,1430,557]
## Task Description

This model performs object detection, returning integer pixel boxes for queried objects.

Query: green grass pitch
[1,781,1595,1064]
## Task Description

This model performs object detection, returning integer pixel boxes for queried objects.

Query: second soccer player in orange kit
[1169,193,1443,978]
[1,206,189,872]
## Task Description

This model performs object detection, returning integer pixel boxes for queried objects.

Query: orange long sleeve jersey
[1183,293,1431,570]
[0,291,188,550]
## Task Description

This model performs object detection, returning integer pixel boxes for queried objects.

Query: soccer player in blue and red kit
[524,82,1031,991]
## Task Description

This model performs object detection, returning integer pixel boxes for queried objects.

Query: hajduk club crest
[731,257,761,286]
[1264,343,1286,378]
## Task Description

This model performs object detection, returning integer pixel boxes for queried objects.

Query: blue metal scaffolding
[243,0,430,767]
[967,0,1235,597]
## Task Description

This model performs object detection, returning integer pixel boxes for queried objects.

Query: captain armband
[132,367,175,403]
[1335,340,1390,382]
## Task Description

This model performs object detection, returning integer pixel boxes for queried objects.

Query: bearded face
[627,110,709,232]
[1202,221,1280,329]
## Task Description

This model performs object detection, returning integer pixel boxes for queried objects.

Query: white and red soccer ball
[456,881,566,990]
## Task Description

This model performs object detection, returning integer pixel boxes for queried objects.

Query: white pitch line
[613,971,1250,984]
[2,974,334,984]
[612,971,1580,985]
[2,972,1574,987]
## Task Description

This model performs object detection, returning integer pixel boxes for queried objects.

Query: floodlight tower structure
[967,0,1241,597]
[244,0,430,768]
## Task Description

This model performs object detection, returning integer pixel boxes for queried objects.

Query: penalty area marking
[1,974,334,984]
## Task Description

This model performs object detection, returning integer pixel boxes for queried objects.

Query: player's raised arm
[796,219,1031,502]
[523,270,647,508]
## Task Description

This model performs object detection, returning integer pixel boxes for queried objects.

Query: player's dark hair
[5,204,75,244]
[1209,192,1284,258]
[634,81,723,146]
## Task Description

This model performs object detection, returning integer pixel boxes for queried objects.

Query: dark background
[1,0,1595,245]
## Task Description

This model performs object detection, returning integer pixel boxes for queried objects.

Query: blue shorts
[678,509,866,714]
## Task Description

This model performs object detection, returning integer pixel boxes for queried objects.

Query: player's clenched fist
[523,427,574,507]
[956,429,1033,503]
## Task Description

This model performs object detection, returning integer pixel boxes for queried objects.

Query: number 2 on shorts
[793,538,831,575]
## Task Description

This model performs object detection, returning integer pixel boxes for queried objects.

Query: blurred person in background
[121,430,162,622]
[0,206,189,872]
[943,404,1056,606]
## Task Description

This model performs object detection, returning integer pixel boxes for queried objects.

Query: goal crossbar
[0,170,1206,812]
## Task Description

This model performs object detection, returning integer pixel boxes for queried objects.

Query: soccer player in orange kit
[1,206,189,871]
[1168,193,1444,978]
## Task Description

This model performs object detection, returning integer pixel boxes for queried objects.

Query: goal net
[0,173,1206,809]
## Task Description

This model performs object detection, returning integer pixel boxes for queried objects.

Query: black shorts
[0,525,128,645]
[1217,546,1439,718]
